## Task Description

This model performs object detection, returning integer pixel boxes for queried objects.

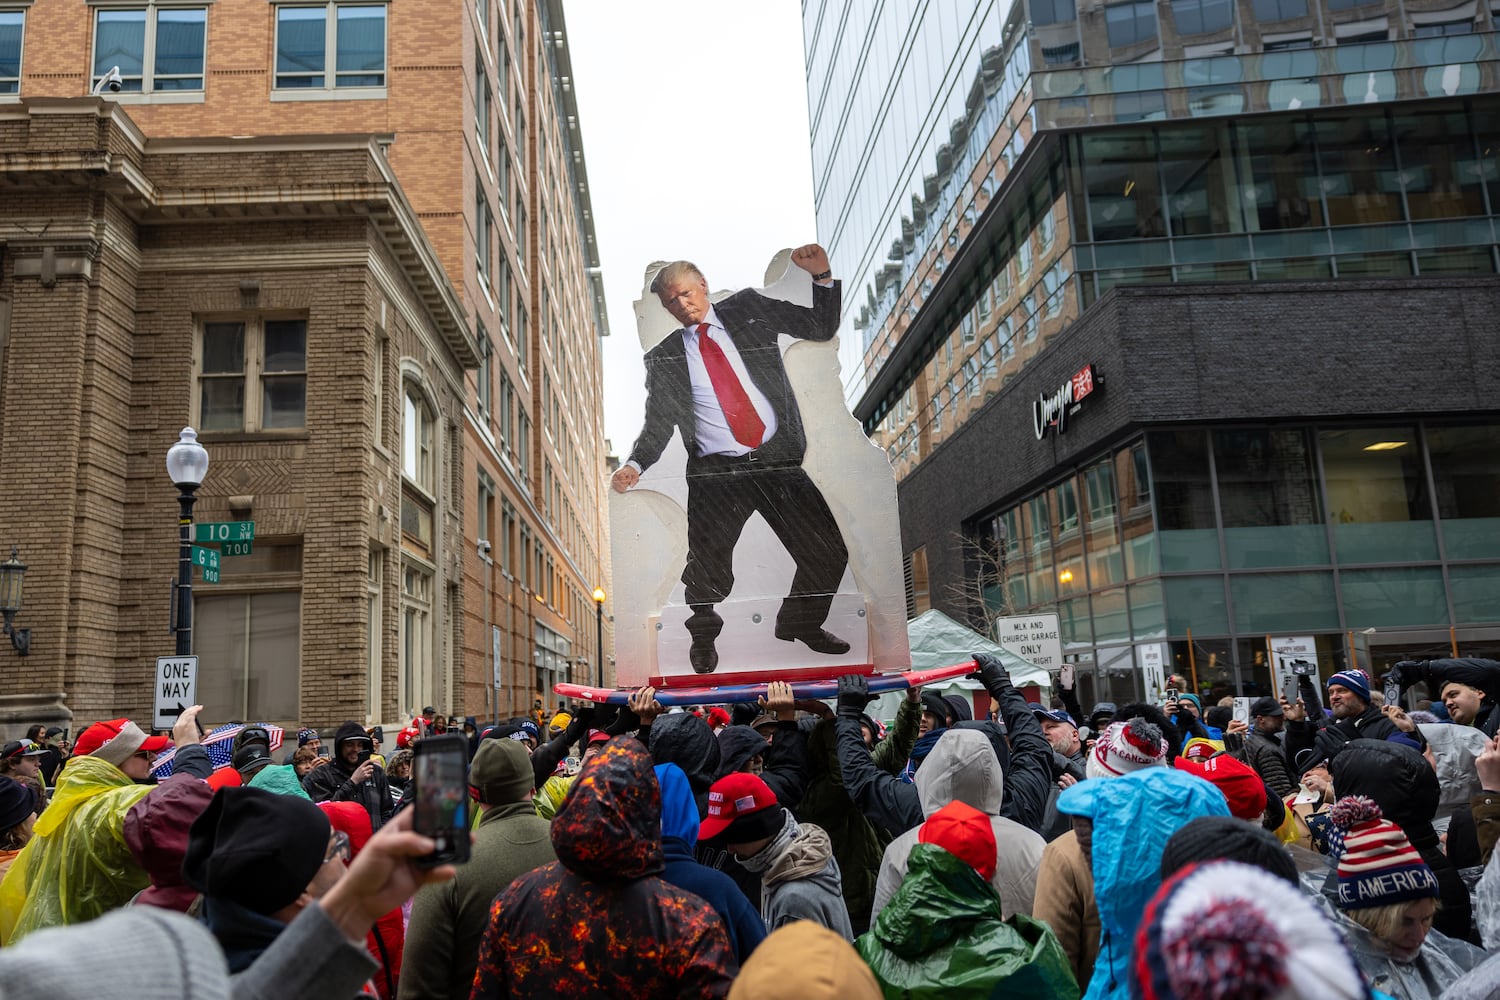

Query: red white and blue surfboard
[554,658,978,707]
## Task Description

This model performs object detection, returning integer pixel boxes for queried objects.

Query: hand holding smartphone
[412,734,472,867]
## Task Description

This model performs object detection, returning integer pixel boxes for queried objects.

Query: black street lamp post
[591,587,606,688]
[166,428,209,657]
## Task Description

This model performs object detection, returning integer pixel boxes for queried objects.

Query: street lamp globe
[592,587,606,605]
[166,427,210,487]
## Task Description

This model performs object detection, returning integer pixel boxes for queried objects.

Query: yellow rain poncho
[0,755,153,943]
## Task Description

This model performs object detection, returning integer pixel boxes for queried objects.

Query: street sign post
[192,545,220,584]
[154,655,198,730]
[994,613,1064,672]
[196,521,255,544]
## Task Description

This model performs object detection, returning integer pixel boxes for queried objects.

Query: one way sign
[154,655,198,730]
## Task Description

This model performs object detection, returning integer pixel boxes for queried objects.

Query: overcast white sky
[565,0,818,456]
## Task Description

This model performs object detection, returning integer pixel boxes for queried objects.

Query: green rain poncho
[0,755,153,943]
[856,842,1079,999]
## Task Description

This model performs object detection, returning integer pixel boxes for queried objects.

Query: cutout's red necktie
[696,323,765,449]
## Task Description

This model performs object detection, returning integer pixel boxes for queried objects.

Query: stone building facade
[1,0,612,726]
[0,97,475,732]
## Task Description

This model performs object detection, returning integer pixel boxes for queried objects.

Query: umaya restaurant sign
[1033,364,1099,440]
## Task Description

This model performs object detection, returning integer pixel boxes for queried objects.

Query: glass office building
[803,0,1500,703]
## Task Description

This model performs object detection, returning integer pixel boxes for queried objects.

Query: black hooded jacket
[1332,740,1474,944]
[713,724,808,811]
[836,676,1052,837]
[301,720,393,830]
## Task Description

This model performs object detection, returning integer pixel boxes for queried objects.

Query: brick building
[0,0,611,729]
[0,97,473,731]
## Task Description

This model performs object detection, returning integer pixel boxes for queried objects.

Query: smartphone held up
[412,733,472,867]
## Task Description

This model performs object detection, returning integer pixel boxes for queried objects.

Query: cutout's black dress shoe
[773,626,850,655]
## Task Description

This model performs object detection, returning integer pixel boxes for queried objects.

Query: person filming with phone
[303,722,394,832]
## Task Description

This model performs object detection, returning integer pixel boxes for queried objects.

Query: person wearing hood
[470,738,735,998]
[0,778,36,882]
[123,773,215,914]
[834,654,1052,838]
[794,716,890,936]
[714,715,807,812]
[869,727,1044,923]
[1055,765,1230,1000]
[302,721,394,832]
[0,709,211,943]
[728,921,881,1000]
[656,762,766,964]
[1325,796,1485,999]
[529,707,590,790]
[403,737,557,998]
[703,771,853,940]
[1328,739,1473,943]
[1033,717,1170,986]
[857,801,1079,999]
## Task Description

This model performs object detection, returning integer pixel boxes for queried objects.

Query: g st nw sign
[1033,364,1100,439]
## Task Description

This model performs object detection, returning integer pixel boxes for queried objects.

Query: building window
[477,331,493,417]
[198,318,307,432]
[477,469,495,544]
[497,371,513,452]
[476,189,493,289]
[1170,0,1233,34]
[274,3,385,90]
[475,54,490,161]
[372,335,386,448]
[366,549,382,718]
[400,562,432,715]
[1105,0,1158,47]
[1253,0,1307,19]
[0,11,23,94]
[1030,0,1077,25]
[196,591,301,722]
[93,6,206,93]
[403,389,434,492]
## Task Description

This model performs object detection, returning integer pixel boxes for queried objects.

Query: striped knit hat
[1329,796,1438,911]
[1326,669,1371,703]
[1133,861,1373,1000]
[1087,718,1168,779]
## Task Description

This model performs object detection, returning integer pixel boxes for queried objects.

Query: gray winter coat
[737,809,854,941]
[868,728,1044,923]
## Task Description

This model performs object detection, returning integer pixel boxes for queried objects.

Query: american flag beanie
[1132,860,1373,1000]
[1329,796,1438,911]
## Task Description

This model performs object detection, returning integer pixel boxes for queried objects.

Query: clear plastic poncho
[0,755,153,943]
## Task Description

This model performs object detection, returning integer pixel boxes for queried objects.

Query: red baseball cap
[1174,753,1268,821]
[699,772,778,841]
[586,729,611,745]
[73,719,171,766]
[919,800,997,882]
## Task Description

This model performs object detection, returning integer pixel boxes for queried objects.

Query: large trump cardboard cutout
[609,245,909,688]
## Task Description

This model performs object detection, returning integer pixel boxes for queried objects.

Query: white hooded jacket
[868,728,1044,923]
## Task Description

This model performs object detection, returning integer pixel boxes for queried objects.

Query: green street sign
[201,564,220,584]
[191,546,220,572]
[196,521,255,544]
[221,540,253,557]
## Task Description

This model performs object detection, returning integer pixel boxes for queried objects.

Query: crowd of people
[2,653,1500,998]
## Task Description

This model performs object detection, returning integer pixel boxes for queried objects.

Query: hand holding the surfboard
[628,685,664,725]
[971,652,1013,696]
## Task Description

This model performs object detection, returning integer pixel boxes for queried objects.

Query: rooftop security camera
[477,538,492,557]
[92,66,123,96]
